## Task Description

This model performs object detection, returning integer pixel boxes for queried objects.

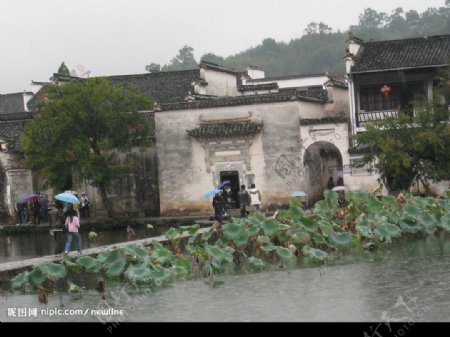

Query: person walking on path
[249,183,262,212]
[64,209,82,254]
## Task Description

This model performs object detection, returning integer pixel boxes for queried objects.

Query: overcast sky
[0,0,446,93]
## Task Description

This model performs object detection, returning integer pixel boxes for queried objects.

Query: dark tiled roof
[239,82,279,92]
[27,84,50,111]
[352,34,450,73]
[187,122,263,138]
[0,120,29,151]
[247,73,328,83]
[301,116,348,125]
[0,93,26,114]
[107,69,200,104]
[160,89,328,111]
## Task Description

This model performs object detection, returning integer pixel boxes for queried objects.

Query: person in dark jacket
[49,200,65,254]
[238,184,251,218]
[212,192,225,224]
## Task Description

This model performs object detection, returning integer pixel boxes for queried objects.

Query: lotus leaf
[328,231,353,248]
[246,257,265,270]
[77,256,101,273]
[11,271,29,289]
[223,222,246,240]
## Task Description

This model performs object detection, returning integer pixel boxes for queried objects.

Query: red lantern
[380,84,392,98]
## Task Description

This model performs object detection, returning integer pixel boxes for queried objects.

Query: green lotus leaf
[11,271,29,290]
[205,245,233,263]
[318,220,333,236]
[356,224,373,238]
[125,264,153,284]
[39,262,67,280]
[260,243,275,252]
[307,248,329,261]
[76,256,101,273]
[438,213,450,231]
[291,231,311,244]
[403,204,421,218]
[151,240,164,250]
[150,266,172,286]
[68,282,84,293]
[381,195,398,209]
[105,256,127,278]
[310,232,328,246]
[277,230,291,243]
[260,219,279,236]
[367,196,383,213]
[165,227,180,242]
[246,257,265,270]
[102,250,123,266]
[223,222,246,240]
[188,233,200,245]
[416,212,437,227]
[246,223,261,236]
[180,224,201,235]
[374,223,401,242]
[28,266,47,287]
[151,247,175,264]
[274,246,294,259]
[399,220,422,233]
[388,210,402,224]
[201,231,212,242]
[124,244,147,259]
[186,244,208,259]
[299,217,319,231]
[173,258,190,272]
[328,231,353,248]
[324,189,338,208]
[257,235,270,244]
[234,234,249,248]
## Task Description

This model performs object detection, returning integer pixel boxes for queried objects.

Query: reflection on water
[1,236,450,322]
[0,226,164,263]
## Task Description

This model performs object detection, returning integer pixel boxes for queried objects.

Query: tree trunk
[98,182,114,218]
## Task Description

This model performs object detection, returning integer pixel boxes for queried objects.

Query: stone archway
[303,141,343,204]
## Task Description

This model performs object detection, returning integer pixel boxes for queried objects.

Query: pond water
[1,236,450,322]
[0,226,164,263]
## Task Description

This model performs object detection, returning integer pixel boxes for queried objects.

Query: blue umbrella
[55,192,80,204]
[292,191,307,197]
[204,189,222,200]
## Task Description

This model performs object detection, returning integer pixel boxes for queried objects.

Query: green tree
[21,77,154,216]
[355,100,450,194]
[57,62,71,77]
[162,45,198,71]
[145,63,161,73]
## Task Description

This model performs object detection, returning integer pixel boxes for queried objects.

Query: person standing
[212,192,225,224]
[32,197,41,225]
[327,177,335,190]
[49,201,65,255]
[238,184,250,218]
[80,192,90,218]
[249,183,262,212]
[64,209,82,254]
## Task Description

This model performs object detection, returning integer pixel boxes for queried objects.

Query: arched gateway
[303,141,343,204]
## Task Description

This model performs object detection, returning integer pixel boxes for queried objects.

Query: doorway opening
[220,171,239,209]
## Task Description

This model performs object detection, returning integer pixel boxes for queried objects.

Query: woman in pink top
[64,209,82,254]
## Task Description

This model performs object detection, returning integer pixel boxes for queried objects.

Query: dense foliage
[21,78,154,216]
[147,3,450,76]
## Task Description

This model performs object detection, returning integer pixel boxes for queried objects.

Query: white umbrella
[332,186,345,192]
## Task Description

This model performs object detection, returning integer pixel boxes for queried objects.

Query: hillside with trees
[146,2,450,76]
